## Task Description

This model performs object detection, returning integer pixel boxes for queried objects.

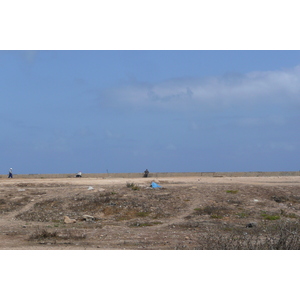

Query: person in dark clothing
[8,168,13,178]
[143,169,149,177]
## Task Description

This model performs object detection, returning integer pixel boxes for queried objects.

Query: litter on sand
[151,182,162,188]
[87,186,94,190]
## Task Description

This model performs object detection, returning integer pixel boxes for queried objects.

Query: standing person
[143,169,149,178]
[8,168,13,178]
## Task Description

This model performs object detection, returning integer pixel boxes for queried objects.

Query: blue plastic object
[151,182,161,188]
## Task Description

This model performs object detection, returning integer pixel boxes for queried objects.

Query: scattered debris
[151,182,162,188]
[83,215,95,222]
[87,186,94,190]
[17,189,26,192]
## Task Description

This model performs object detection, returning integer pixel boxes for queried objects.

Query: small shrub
[28,229,86,241]
[126,182,140,190]
[226,190,238,194]
[261,212,280,220]
[135,211,150,217]
[211,214,223,219]
[29,229,58,240]
[194,206,230,219]
[236,212,248,218]
[280,209,298,219]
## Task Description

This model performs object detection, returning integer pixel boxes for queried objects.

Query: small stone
[64,216,76,224]
[246,222,257,228]
[83,215,95,222]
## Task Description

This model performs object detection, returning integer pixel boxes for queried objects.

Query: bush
[126,182,140,190]
[195,220,300,250]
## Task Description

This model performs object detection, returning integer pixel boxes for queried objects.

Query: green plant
[261,212,280,220]
[211,214,223,219]
[135,211,150,217]
[236,212,248,218]
[226,190,238,194]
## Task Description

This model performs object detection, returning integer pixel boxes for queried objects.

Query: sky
[1,50,300,174]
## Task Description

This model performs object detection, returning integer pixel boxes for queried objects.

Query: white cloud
[100,65,300,111]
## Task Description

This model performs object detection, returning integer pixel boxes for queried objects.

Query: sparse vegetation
[261,212,281,220]
[196,220,300,250]
[236,212,248,218]
[135,211,150,217]
[28,228,86,241]
[226,190,238,194]
[193,205,231,219]
[126,182,140,190]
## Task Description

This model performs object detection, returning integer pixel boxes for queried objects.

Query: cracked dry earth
[1,175,300,250]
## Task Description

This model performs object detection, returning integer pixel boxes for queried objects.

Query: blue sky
[1,50,300,174]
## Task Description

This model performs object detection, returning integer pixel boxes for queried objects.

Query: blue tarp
[151,182,161,188]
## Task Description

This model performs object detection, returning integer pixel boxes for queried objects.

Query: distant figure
[8,168,13,178]
[75,171,82,178]
[143,169,149,178]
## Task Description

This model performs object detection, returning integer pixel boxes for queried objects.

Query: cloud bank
[99,65,300,111]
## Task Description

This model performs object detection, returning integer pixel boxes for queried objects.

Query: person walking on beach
[8,168,13,178]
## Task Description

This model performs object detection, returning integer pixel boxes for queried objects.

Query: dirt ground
[1,175,300,250]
